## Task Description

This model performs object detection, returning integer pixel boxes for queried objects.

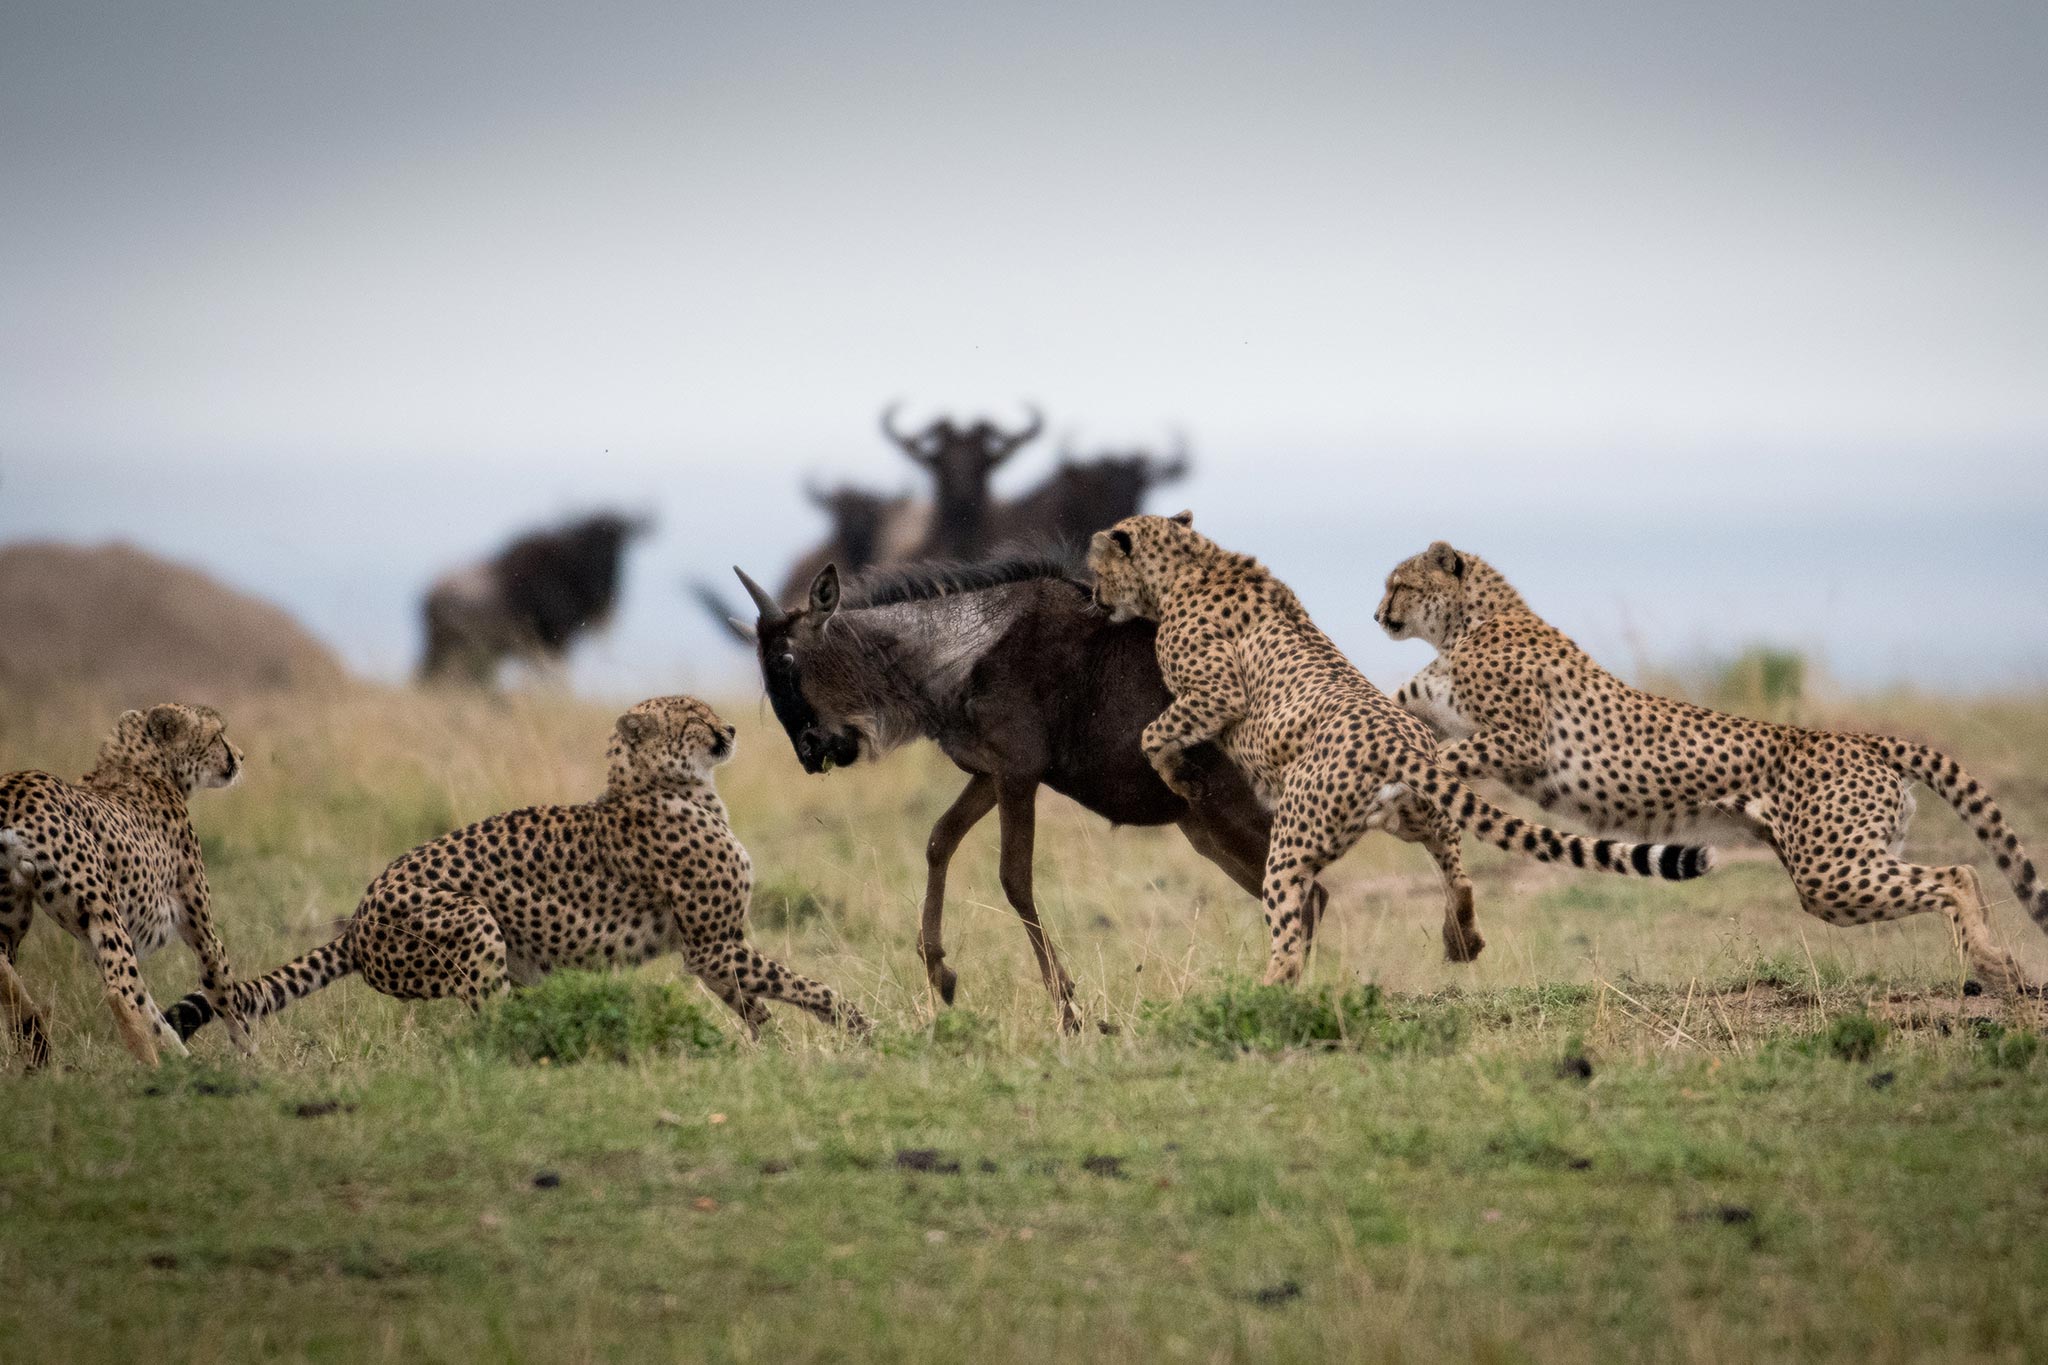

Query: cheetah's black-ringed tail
[1875,740,2048,931]
[166,936,356,1041]
[1400,756,1715,881]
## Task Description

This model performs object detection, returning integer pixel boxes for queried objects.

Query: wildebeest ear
[809,564,841,618]
[1426,541,1465,578]
[1168,509,1194,527]
[145,705,191,744]
[727,617,757,643]
[616,711,657,746]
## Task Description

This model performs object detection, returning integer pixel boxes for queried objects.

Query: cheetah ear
[144,704,192,744]
[615,712,658,746]
[1168,509,1194,527]
[1426,541,1465,578]
[1108,528,1133,556]
[809,563,841,620]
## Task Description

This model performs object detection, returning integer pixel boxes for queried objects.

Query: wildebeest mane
[846,554,1083,610]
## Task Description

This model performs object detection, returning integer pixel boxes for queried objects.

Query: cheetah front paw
[1153,752,1207,803]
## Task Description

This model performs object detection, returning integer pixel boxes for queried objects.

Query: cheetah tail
[1403,758,1716,881]
[1874,740,2048,933]
[164,935,357,1042]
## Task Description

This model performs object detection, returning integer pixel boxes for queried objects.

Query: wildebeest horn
[804,478,834,509]
[733,566,784,624]
[880,402,929,462]
[996,405,1044,456]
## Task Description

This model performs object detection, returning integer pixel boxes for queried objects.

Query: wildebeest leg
[995,777,1080,1032]
[1176,748,1333,946]
[920,773,998,1005]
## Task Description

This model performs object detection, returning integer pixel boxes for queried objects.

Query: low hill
[0,540,348,704]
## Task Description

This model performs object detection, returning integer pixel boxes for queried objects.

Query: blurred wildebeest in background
[775,482,920,603]
[420,511,651,686]
[733,558,1331,1032]
[991,434,1190,554]
[880,402,1043,560]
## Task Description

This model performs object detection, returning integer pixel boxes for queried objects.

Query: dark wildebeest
[775,483,919,603]
[992,436,1191,554]
[420,512,650,685]
[733,558,1348,1032]
[879,403,1043,561]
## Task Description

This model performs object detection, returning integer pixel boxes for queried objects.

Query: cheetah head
[103,703,243,793]
[1376,542,1475,645]
[1086,509,1196,623]
[609,696,737,790]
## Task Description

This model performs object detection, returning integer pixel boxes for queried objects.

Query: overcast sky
[3,1,2045,692]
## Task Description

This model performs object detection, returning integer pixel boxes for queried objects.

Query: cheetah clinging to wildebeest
[1086,513,1714,986]
[1,704,249,1069]
[1377,542,2048,994]
[166,696,870,1043]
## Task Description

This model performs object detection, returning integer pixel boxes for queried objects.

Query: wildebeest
[879,403,1044,560]
[732,557,1336,1031]
[774,483,919,604]
[992,436,1191,554]
[420,512,650,685]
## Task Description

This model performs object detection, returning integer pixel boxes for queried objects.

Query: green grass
[4,684,2048,1362]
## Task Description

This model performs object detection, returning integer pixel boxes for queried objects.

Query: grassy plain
[2,682,2046,1363]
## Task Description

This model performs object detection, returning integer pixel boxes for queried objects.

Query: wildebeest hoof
[933,964,959,1006]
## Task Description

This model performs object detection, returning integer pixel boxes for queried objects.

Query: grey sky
[3,1,2045,692]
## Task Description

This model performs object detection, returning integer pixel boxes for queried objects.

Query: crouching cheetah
[167,697,869,1042]
[1378,542,2048,993]
[1,704,248,1069]
[1086,513,1712,984]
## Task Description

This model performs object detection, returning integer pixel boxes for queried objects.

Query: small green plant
[1974,1022,2041,1071]
[471,971,732,1064]
[1144,980,1462,1056]
[1818,1010,1875,1064]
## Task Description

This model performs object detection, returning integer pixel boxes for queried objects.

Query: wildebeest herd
[418,404,1188,687]
[6,411,2048,1067]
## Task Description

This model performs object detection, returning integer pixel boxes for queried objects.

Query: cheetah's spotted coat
[167,697,869,1040]
[1378,541,2048,992]
[1087,513,1712,985]
[1,704,247,1068]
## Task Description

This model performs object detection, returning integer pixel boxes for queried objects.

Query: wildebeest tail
[1396,756,1715,880]
[1873,739,2048,932]
[165,935,358,1041]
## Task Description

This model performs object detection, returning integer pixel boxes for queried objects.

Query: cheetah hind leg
[1422,822,1483,964]
[1784,848,2036,997]
[352,893,511,1011]
[1375,792,1484,964]
[692,964,770,1041]
[0,951,49,1070]
[697,939,871,1038]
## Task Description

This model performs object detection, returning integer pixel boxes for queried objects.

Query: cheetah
[166,696,869,1042]
[1377,541,2048,993]
[1086,513,1713,985]
[1,704,248,1069]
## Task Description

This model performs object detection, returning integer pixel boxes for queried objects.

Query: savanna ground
[3,678,2047,1363]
